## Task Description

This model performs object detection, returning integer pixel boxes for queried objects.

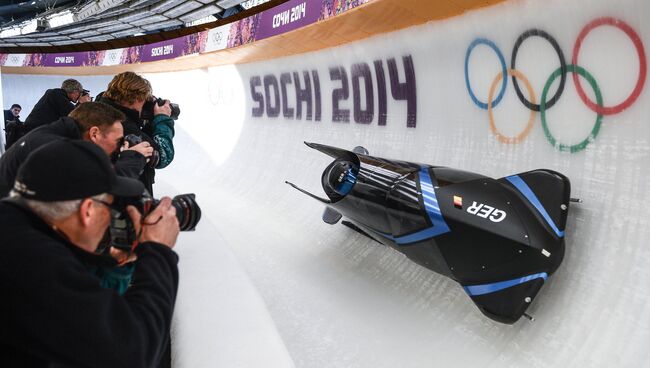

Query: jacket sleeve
[50,90,75,118]
[0,239,179,368]
[114,150,147,179]
[151,114,175,169]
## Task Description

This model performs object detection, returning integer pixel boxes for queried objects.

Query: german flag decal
[453,195,463,209]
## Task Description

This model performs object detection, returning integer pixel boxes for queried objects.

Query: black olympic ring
[511,29,566,112]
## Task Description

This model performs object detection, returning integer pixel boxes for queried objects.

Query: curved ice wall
[3,0,650,366]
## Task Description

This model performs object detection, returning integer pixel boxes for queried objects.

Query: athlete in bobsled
[286,142,577,324]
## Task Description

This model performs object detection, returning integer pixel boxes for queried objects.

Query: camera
[108,191,202,250]
[123,134,159,168]
[81,89,94,101]
[141,97,181,121]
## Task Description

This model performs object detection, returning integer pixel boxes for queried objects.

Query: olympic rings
[572,17,647,115]
[465,38,507,109]
[464,17,646,152]
[488,69,536,144]
[541,64,603,153]
[511,29,566,112]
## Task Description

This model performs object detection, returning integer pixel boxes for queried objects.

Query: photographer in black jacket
[24,78,92,132]
[98,72,175,195]
[0,140,180,367]
[0,102,154,197]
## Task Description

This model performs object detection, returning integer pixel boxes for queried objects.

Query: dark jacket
[0,117,146,197]
[4,110,25,149]
[0,200,179,367]
[99,97,175,196]
[24,88,76,132]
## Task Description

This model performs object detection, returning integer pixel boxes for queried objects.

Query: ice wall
[3,0,650,366]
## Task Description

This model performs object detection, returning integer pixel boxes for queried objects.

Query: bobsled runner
[286,142,576,324]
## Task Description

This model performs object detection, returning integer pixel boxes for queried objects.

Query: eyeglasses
[91,198,122,219]
[91,198,113,208]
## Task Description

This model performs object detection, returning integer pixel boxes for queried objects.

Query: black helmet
[326,160,358,195]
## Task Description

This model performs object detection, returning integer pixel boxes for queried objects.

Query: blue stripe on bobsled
[373,226,443,245]
[368,167,450,245]
[463,272,548,296]
[505,175,565,238]
[418,167,451,238]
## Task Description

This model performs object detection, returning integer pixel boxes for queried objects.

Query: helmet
[326,160,358,196]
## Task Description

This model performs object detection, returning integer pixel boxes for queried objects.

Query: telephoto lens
[169,193,201,231]
[108,192,201,250]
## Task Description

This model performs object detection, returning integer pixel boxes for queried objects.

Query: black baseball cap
[13,140,144,201]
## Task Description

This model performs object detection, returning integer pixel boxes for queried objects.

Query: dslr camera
[141,97,181,122]
[108,191,202,250]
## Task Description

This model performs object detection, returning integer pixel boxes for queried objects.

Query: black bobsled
[286,142,575,324]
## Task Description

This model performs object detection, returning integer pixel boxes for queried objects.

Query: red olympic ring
[572,17,647,115]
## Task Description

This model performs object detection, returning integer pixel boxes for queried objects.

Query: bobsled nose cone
[463,273,547,324]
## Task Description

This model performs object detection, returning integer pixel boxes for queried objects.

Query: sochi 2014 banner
[241,0,648,155]
[0,0,371,67]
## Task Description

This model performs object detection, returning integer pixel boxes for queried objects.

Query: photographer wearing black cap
[98,71,176,195]
[0,140,180,367]
[24,78,92,133]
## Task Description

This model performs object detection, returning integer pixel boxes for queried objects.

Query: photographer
[0,140,180,367]
[24,79,91,132]
[98,72,176,195]
[4,103,23,149]
[3,103,22,127]
[0,102,154,198]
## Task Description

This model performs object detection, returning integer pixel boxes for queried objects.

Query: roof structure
[0,0,271,52]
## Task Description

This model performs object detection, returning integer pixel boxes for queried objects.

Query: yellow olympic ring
[487,69,536,144]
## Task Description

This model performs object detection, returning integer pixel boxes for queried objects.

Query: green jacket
[152,114,175,169]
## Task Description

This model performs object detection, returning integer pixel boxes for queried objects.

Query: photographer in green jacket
[98,71,176,196]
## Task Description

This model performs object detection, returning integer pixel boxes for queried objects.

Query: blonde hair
[104,72,152,105]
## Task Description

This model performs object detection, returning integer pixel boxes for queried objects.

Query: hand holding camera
[123,134,159,167]
[78,89,93,104]
[108,192,200,251]
[123,138,154,159]
[126,197,180,249]
[141,97,181,121]
[153,99,172,117]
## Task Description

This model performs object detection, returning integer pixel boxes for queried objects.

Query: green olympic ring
[540,64,603,153]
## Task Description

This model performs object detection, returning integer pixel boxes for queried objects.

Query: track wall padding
[2,0,650,366]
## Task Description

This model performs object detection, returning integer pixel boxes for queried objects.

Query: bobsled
[286,142,576,324]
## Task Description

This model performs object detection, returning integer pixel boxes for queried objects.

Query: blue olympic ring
[464,38,507,110]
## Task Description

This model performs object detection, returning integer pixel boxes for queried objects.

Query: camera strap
[117,214,164,265]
